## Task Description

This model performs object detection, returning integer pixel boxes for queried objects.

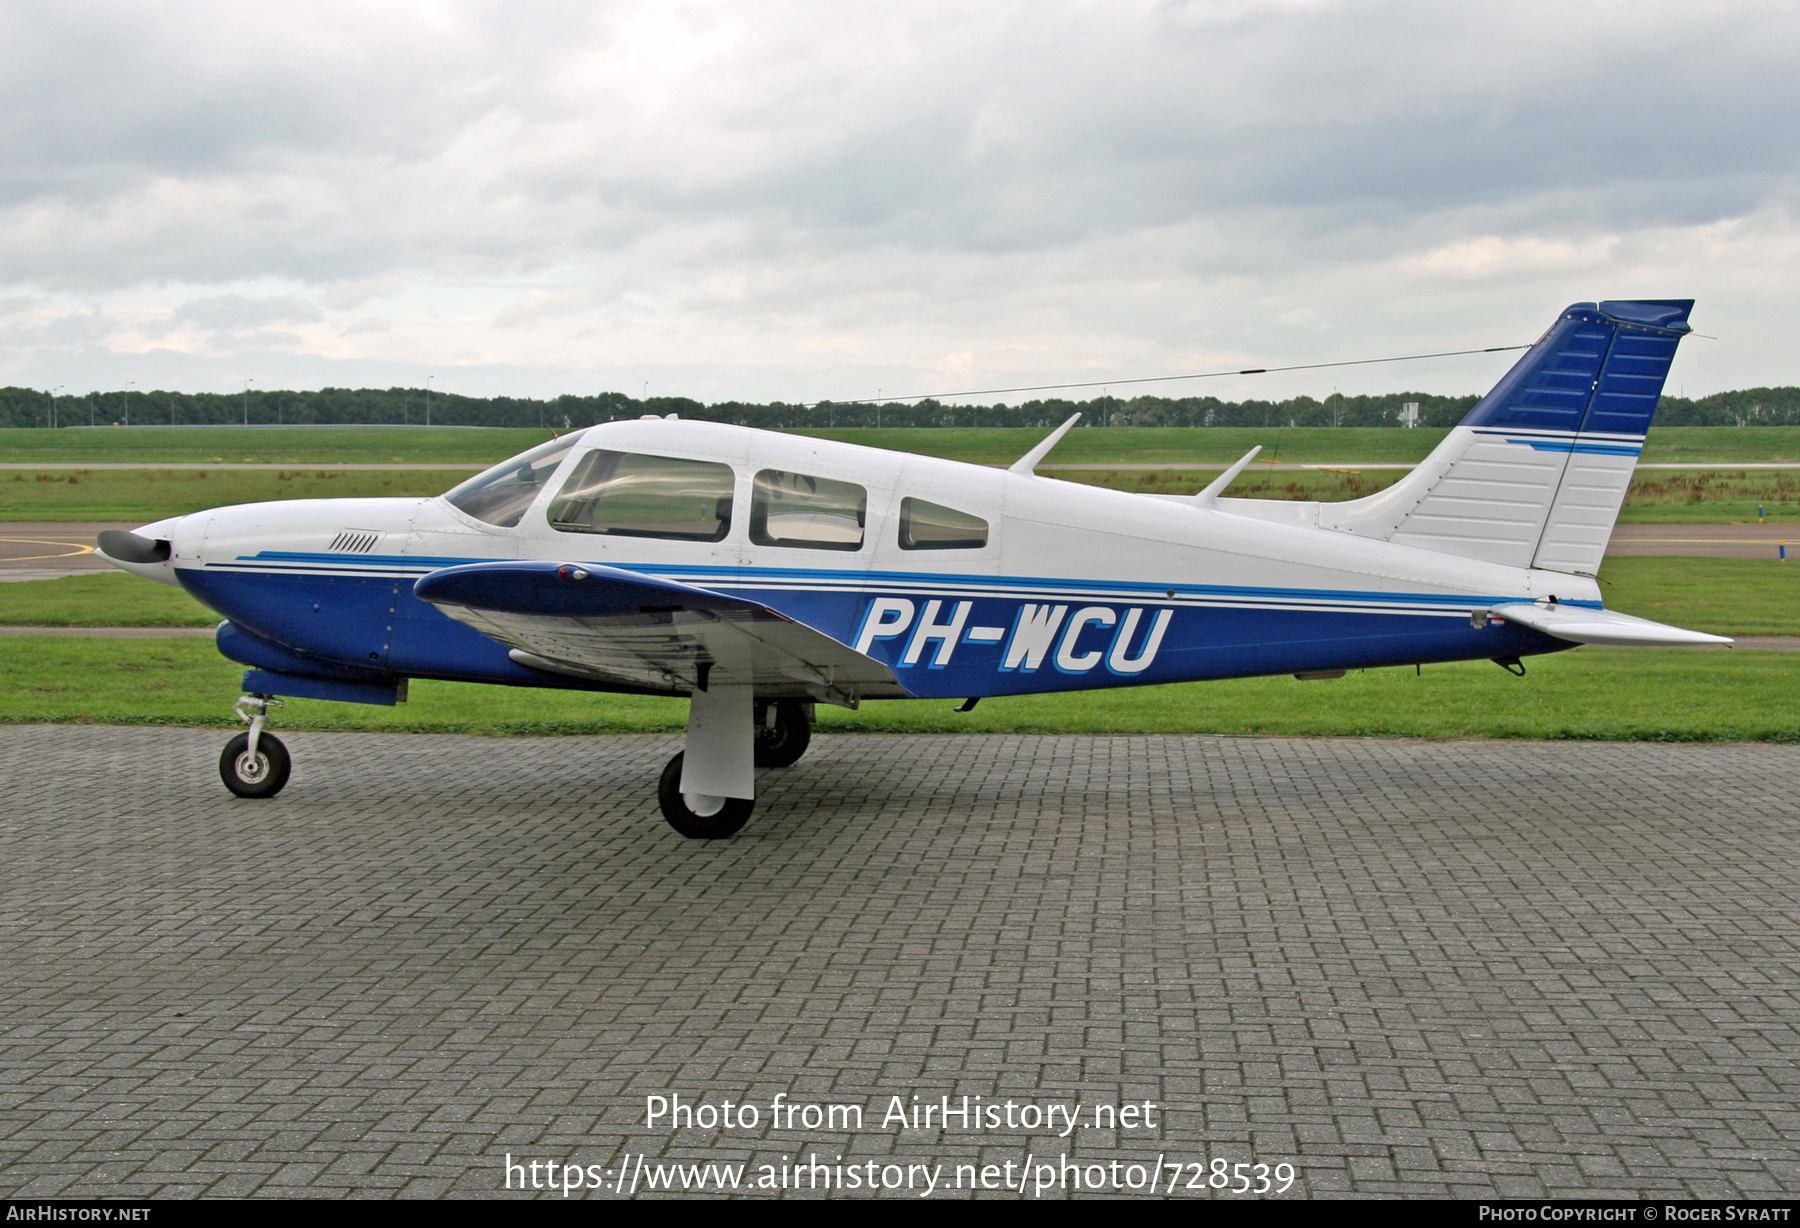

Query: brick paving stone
[0,725,1798,1198]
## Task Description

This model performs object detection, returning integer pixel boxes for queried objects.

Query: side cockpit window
[750,469,867,551]
[547,450,735,541]
[899,497,988,550]
[442,435,579,528]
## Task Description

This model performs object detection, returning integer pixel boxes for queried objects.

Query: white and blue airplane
[97,299,1725,837]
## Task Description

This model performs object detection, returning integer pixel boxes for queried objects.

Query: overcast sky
[1,0,1796,404]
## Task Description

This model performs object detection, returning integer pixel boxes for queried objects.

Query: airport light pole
[244,379,253,426]
[49,385,63,430]
[123,380,135,427]
[426,375,434,427]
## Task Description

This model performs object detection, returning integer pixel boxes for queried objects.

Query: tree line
[2,383,1797,430]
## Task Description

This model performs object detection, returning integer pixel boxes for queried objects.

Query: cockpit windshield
[441,432,583,527]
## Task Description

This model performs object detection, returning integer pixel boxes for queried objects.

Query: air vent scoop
[328,530,384,554]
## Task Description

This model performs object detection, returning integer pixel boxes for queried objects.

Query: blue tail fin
[1462,300,1692,439]
[1307,300,1693,576]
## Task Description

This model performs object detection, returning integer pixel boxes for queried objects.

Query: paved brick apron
[2,727,1797,1198]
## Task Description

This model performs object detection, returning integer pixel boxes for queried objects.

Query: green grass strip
[0,426,548,466]
[1,638,1793,742]
[1595,557,1800,636]
[7,424,1800,467]
[0,468,455,520]
[5,556,1795,636]
[0,573,219,626]
[9,460,1800,523]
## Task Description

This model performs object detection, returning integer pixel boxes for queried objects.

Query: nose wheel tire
[220,731,291,798]
[753,700,812,769]
[658,752,753,839]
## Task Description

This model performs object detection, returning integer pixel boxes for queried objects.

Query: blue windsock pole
[1782,540,1789,562]
[1759,504,1766,523]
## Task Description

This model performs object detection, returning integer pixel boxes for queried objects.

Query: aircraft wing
[412,560,906,705]
[1484,602,1732,648]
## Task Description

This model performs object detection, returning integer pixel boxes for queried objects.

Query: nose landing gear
[221,694,291,798]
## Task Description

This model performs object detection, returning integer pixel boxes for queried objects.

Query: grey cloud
[322,276,402,309]
[0,2,1794,399]
[494,288,597,327]
[40,309,121,345]
[0,1,1793,290]
[235,330,307,349]
[0,306,120,349]
[173,294,323,330]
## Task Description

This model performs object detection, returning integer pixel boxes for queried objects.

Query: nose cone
[94,515,189,586]
[96,530,169,564]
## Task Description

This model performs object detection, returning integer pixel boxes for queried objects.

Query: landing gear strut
[754,699,812,769]
[658,752,755,839]
[657,689,818,839]
[221,694,291,798]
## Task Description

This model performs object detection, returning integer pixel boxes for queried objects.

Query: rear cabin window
[750,469,867,551]
[442,436,578,528]
[899,497,988,550]
[546,450,735,541]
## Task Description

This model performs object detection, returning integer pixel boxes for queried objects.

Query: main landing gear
[220,694,291,798]
[657,697,814,839]
[754,699,812,769]
[658,752,756,839]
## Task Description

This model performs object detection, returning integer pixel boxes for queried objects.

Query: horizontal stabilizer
[413,560,904,703]
[1483,602,1730,648]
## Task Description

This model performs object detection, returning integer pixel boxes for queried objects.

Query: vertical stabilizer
[1310,300,1692,575]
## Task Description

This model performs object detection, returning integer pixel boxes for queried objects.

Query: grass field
[1594,557,1800,635]
[7,424,1800,467]
[804,425,1800,465]
[0,573,219,626]
[789,426,1459,465]
[5,558,1795,635]
[0,557,1792,740]
[1054,466,1800,522]
[0,426,545,466]
[1608,469,1800,523]
[6,422,1800,523]
[1052,467,1409,500]
[6,463,1799,522]
[0,468,455,519]
[0,637,1791,741]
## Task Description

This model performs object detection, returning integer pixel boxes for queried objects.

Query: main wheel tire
[753,700,812,768]
[220,731,291,799]
[658,752,753,839]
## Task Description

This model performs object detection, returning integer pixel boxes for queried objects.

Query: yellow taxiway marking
[0,537,97,561]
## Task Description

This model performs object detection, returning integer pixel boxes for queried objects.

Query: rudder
[1318,300,1692,575]
[1528,301,1690,573]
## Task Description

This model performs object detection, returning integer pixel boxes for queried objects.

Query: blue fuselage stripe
[236,551,1580,611]
[183,557,1585,699]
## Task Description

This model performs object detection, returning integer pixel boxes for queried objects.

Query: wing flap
[1486,602,1731,648]
[413,560,905,704]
